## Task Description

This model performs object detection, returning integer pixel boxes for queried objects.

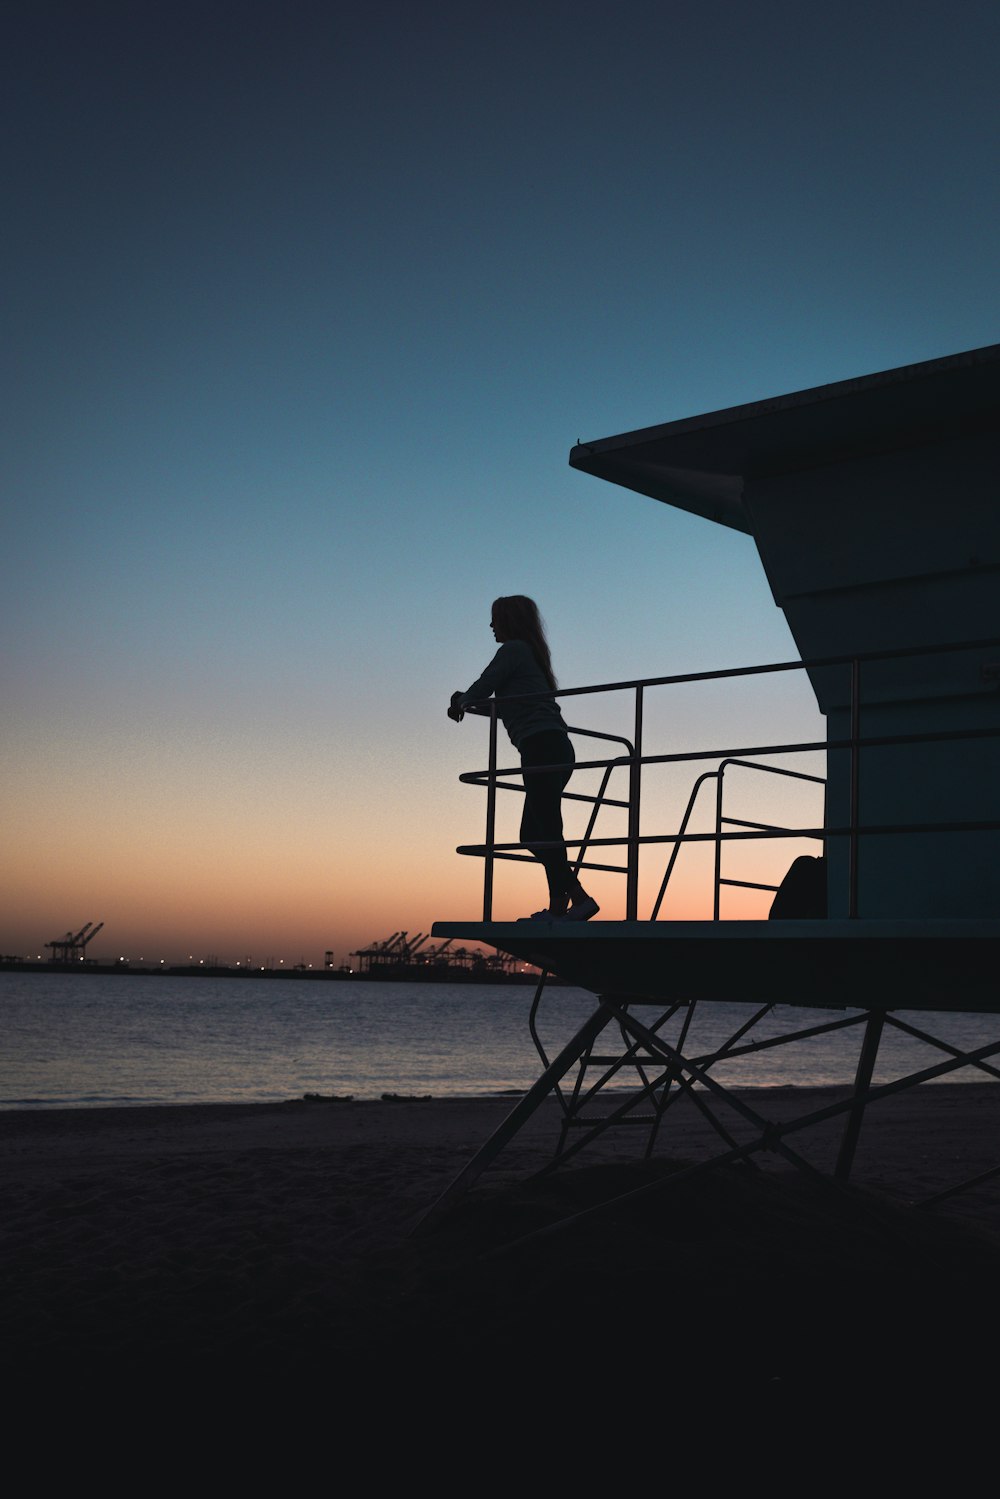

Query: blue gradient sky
[4,0,999,963]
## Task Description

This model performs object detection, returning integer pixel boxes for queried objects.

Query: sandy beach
[4,1085,1000,1396]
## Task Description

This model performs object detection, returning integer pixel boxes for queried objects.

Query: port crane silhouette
[45,921,104,963]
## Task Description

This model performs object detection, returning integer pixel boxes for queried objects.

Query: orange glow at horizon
[3,657,825,964]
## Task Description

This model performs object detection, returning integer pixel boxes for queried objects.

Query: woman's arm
[447,643,515,724]
[459,644,515,706]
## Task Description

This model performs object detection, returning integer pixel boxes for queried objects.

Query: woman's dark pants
[519,730,575,907]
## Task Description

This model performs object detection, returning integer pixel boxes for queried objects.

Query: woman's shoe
[564,895,600,922]
[516,908,565,922]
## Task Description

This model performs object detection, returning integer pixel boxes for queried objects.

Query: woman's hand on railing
[447,691,465,723]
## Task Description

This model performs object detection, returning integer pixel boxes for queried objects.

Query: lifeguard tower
[428,344,1000,1227]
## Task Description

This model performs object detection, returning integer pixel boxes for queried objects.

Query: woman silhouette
[448,596,599,921]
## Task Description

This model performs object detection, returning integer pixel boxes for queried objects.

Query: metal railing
[458,635,1000,922]
[647,757,827,921]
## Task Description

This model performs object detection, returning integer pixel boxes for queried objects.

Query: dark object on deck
[769,855,827,919]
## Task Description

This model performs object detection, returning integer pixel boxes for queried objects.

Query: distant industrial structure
[0,920,530,982]
[44,921,104,964]
[350,931,527,978]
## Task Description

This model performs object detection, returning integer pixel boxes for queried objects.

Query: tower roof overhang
[568,342,1000,533]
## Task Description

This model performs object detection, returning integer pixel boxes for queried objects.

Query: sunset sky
[4,0,999,965]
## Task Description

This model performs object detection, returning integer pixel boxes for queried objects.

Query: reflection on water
[1,971,996,1109]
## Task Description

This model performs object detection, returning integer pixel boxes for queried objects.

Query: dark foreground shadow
[375,1161,1000,1396]
[6,1150,998,1405]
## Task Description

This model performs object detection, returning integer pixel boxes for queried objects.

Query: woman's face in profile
[491,609,505,642]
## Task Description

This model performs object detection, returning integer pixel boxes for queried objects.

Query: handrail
[456,634,1000,921]
[459,818,1000,853]
[461,721,1000,783]
[460,633,1000,709]
[647,758,826,922]
[717,756,827,785]
[713,758,826,920]
[469,717,634,920]
[649,770,718,921]
[470,706,636,757]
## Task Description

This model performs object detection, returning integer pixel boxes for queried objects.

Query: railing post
[849,658,860,919]
[483,702,498,921]
[626,686,644,920]
[713,763,726,920]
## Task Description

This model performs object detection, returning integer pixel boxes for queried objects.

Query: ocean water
[1,970,997,1109]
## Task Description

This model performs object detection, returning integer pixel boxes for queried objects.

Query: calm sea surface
[1,971,996,1109]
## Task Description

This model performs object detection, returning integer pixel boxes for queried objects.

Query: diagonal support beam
[601,998,828,1181]
[486,1031,1000,1255]
[412,1000,615,1235]
[835,1010,885,1181]
[883,1012,1000,1084]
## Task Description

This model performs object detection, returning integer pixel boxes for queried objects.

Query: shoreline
[0,1070,990,1114]
[0,960,548,983]
[3,1080,998,1197]
[0,1075,885,1113]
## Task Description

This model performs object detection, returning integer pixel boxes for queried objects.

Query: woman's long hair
[491,595,557,691]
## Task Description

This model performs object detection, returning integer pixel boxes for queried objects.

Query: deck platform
[430,919,1000,1012]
